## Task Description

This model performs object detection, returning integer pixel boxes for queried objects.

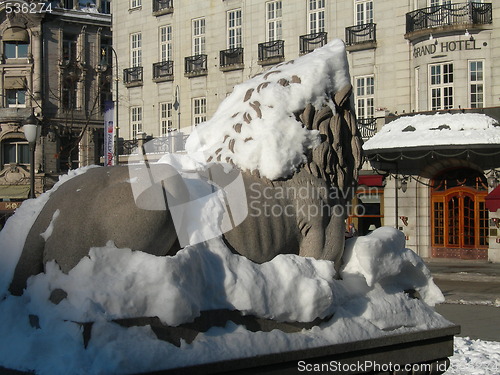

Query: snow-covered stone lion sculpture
[9,40,363,295]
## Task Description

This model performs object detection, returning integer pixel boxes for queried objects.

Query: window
[355,75,374,119]
[130,0,141,9]
[159,26,172,62]
[130,32,142,67]
[2,139,29,165]
[63,34,78,63]
[308,0,325,33]
[4,42,28,59]
[429,0,451,7]
[227,9,242,49]
[469,60,484,108]
[193,18,206,55]
[193,97,207,125]
[429,62,453,110]
[6,89,26,108]
[131,106,143,139]
[356,0,373,25]
[62,77,77,110]
[160,102,173,136]
[266,1,282,42]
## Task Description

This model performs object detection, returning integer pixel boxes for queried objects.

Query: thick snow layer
[448,337,500,375]
[363,113,500,151]
[185,39,351,180]
[0,186,453,375]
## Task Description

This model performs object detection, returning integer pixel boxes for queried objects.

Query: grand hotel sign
[413,39,485,58]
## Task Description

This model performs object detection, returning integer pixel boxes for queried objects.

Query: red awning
[358,174,384,187]
[486,186,500,212]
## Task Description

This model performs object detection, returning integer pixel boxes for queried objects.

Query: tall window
[130,32,142,67]
[131,106,143,139]
[266,1,282,42]
[160,102,173,136]
[469,60,484,108]
[2,139,29,165]
[355,75,374,119]
[308,0,325,33]
[227,9,242,49]
[62,34,78,63]
[62,77,77,110]
[429,62,453,110]
[356,0,373,25]
[4,42,28,59]
[159,26,172,62]
[192,18,206,55]
[193,97,207,125]
[6,89,26,108]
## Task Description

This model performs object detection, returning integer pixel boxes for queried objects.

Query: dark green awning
[0,185,30,199]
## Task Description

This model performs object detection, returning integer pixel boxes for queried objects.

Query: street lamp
[23,112,41,199]
[173,84,180,131]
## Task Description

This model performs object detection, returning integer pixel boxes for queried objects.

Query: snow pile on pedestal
[363,112,500,151]
[186,39,351,180]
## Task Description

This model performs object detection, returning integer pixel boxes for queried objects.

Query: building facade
[0,1,112,228]
[113,0,499,261]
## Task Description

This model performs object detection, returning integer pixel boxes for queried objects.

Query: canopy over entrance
[486,186,500,212]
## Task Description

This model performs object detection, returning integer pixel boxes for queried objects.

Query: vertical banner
[104,101,115,166]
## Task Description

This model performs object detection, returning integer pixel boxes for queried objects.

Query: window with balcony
[228,9,242,49]
[346,0,376,48]
[355,75,374,119]
[130,32,142,67]
[193,18,206,55]
[469,60,484,108]
[153,61,173,81]
[258,40,284,65]
[185,54,207,77]
[429,62,453,110]
[124,66,143,86]
[266,1,282,42]
[193,97,207,126]
[299,32,327,54]
[153,0,173,14]
[131,106,143,139]
[130,0,141,9]
[308,0,325,34]
[159,25,172,62]
[356,0,373,25]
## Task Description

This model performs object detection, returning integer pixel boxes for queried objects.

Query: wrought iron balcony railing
[357,117,377,140]
[184,54,207,76]
[153,60,174,81]
[345,23,377,46]
[299,32,327,54]
[258,40,284,63]
[220,48,244,68]
[152,0,173,14]
[406,2,492,34]
[123,66,143,86]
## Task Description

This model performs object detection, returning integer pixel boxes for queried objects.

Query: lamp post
[173,84,180,131]
[23,113,41,199]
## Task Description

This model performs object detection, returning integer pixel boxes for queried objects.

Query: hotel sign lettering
[413,39,482,58]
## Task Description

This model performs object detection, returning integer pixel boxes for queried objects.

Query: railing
[153,60,174,80]
[152,0,173,13]
[123,66,143,85]
[220,48,244,68]
[345,23,376,46]
[184,54,207,76]
[258,40,285,62]
[299,32,327,54]
[357,118,377,140]
[121,134,189,155]
[406,2,492,34]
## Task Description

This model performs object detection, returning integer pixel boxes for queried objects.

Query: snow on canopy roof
[363,113,500,152]
[185,39,351,180]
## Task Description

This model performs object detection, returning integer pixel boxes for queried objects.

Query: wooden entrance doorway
[431,168,488,259]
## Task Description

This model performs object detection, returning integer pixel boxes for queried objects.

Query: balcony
[123,66,143,87]
[299,32,327,54]
[357,118,377,140]
[405,2,492,41]
[345,23,377,51]
[258,40,284,65]
[153,60,174,82]
[152,0,173,16]
[184,54,207,77]
[219,48,244,71]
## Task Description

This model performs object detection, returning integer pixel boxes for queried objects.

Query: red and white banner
[104,101,114,166]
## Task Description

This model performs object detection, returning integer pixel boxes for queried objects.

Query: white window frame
[130,0,141,9]
[159,25,172,62]
[355,0,373,25]
[266,1,282,42]
[192,18,206,55]
[130,32,142,67]
[308,0,325,34]
[469,59,485,108]
[2,139,29,165]
[227,9,242,49]
[160,102,173,136]
[6,89,26,108]
[355,75,374,119]
[4,42,29,59]
[193,97,207,126]
[429,62,453,110]
[428,0,451,7]
[131,106,143,139]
